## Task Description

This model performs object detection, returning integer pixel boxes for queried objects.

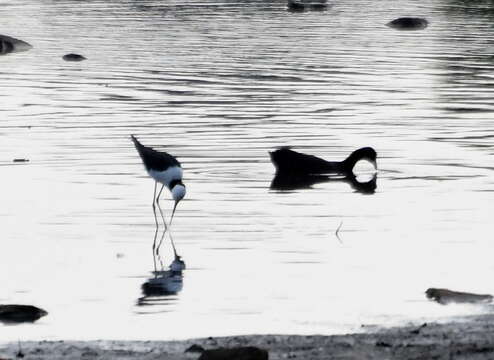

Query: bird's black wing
[131,135,180,171]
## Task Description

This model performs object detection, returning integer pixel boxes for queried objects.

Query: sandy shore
[2,315,494,359]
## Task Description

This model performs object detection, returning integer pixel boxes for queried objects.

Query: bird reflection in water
[137,208,186,306]
[270,172,377,194]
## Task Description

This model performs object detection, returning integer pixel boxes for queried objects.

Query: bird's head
[344,147,377,172]
[171,183,186,202]
[170,182,186,224]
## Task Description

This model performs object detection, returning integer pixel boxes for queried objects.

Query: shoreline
[2,315,494,359]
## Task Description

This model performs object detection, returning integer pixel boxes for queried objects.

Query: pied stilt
[131,135,186,225]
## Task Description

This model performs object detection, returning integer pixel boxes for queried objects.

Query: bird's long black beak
[170,201,179,226]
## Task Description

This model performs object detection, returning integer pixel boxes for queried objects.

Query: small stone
[375,341,392,347]
[63,53,86,61]
[184,344,204,353]
[387,17,428,30]
[198,346,268,360]
[410,323,427,335]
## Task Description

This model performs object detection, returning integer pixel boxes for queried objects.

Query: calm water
[1,0,494,341]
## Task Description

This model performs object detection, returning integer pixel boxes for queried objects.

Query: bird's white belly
[148,166,182,186]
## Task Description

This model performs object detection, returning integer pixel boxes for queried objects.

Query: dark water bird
[270,173,377,194]
[387,17,428,30]
[62,53,86,61]
[0,304,47,323]
[131,135,186,224]
[269,147,377,175]
[0,34,32,55]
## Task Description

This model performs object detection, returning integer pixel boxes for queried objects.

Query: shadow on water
[270,173,377,194]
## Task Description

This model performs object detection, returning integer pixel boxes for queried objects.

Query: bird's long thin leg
[152,181,159,228]
[155,183,170,256]
[156,184,168,230]
[151,181,163,258]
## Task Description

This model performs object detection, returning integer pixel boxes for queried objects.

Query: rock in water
[387,17,428,30]
[0,305,48,323]
[62,53,86,61]
[287,0,306,12]
[198,346,269,360]
[0,34,32,55]
[426,288,493,305]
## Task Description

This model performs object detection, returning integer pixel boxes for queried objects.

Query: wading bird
[131,135,186,225]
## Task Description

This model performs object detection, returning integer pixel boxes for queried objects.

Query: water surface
[1,0,493,341]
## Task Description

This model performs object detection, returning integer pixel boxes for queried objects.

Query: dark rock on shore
[0,305,48,323]
[3,319,494,360]
[184,344,204,353]
[426,288,493,305]
[62,53,86,62]
[198,346,268,360]
[386,17,428,30]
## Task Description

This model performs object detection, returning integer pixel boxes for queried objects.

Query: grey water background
[1,0,494,341]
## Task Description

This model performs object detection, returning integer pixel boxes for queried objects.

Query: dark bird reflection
[137,207,186,306]
[138,247,185,305]
[270,172,377,194]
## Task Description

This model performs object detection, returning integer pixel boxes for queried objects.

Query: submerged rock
[198,346,268,360]
[0,35,32,55]
[62,53,86,62]
[426,288,493,305]
[387,17,428,30]
[0,305,48,323]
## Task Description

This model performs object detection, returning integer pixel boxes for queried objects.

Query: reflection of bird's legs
[155,184,167,230]
[156,225,167,259]
[170,233,178,259]
[157,232,166,270]
[152,225,159,272]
